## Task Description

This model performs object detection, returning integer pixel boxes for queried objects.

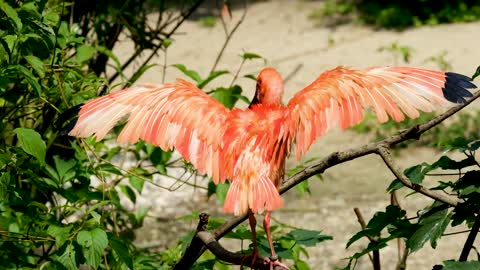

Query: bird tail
[223,176,283,216]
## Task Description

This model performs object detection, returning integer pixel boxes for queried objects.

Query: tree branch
[176,89,480,268]
[459,212,480,261]
[376,146,459,206]
[197,231,287,270]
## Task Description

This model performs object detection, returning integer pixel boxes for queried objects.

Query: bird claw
[264,256,289,270]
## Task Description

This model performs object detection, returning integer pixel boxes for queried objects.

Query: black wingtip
[442,72,477,104]
[55,104,83,136]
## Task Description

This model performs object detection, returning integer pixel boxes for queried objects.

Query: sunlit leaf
[13,128,46,165]
[24,55,45,78]
[57,243,76,269]
[172,64,202,83]
[407,209,451,252]
[197,70,229,89]
[215,182,229,204]
[472,65,480,80]
[443,260,480,270]
[240,52,262,60]
[129,175,145,193]
[0,1,22,31]
[128,64,157,86]
[47,224,72,248]
[210,85,242,109]
[76,45,96,63]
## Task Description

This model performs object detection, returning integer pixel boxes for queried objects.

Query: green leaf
[240,52,263,60]
[120,184,136,204]
[162,38,172,49]
[287,229,333,247]
[403,164,424,184]
[96,163,122,175]
[0,172,10,200]
[347,205,405,247]
[57,243,77,270]
[0,1,22,31]
[443,261,480,270]
[109,236,133,269]
[387,179,405,192]
[53,155,76,183]
[244,74,257,81]
[7,65,42,95]
[433,156,476,170]
[76,45,96,63]
[197,70,229,89]
[47,224,72,248]
[13,128,46,165]
[129,175,145,193]
[77,228,108,269]
[128,64,157,86]
[407,209,451,252]
[210,85,242,109]
[472,65,480,80]
[172,64,202,83]
[24,55,45,78]
[215,182,229,204]
[224,224,252,240]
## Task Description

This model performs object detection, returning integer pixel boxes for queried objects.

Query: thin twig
[283,63,303,84]
[377,146,459,206]
[209,2,248,74]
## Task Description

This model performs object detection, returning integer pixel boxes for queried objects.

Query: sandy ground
[112,1,480,269]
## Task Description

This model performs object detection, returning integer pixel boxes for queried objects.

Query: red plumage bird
[69,66,476,269]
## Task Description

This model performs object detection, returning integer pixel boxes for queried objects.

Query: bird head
[250,67,284,106]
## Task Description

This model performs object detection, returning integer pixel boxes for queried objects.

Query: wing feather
[69,79,230,183]
[287,66,476,158]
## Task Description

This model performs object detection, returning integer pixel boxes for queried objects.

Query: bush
[311,0,480,28]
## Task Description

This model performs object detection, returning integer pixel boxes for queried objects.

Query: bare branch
[197,231,288,270]
[209,2,248,74]
[377,146,459,206]
[459,212,480,261]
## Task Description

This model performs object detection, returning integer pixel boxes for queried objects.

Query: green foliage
[0,0,207,269]
[198,16,217,28]
[377,42,414,65]
[344,135,480,268]
[310,0,480,28]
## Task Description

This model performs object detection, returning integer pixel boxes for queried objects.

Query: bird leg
[263,211,289,270]
[240,209,259,269]
[248,209,259,259]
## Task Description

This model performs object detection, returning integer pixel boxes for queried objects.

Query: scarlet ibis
[69,66,476,269]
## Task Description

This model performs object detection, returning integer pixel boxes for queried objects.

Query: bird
[69,66,476,269]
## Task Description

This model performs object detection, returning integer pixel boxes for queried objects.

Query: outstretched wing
[287,66,476,159]
[69,79,230,183]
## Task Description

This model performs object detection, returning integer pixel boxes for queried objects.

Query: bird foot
[264,256,289,270]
